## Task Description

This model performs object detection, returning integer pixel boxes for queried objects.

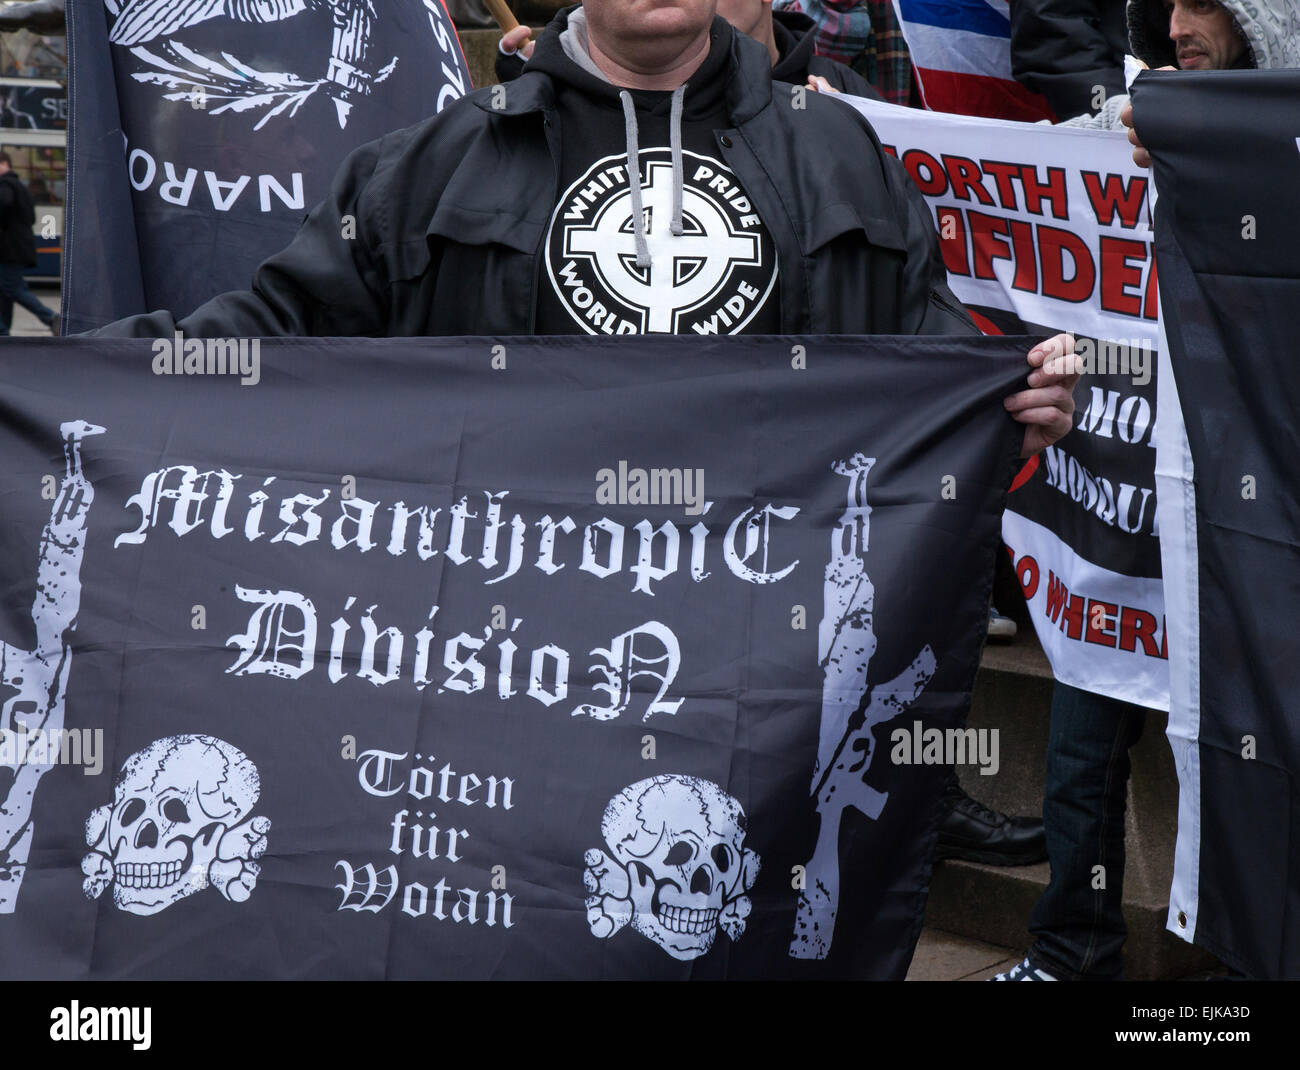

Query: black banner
[0,335,1023,979]
[1138,68,1300,980]
[63,0,470,333]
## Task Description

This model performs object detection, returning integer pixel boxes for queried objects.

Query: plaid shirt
[774,0,919,107]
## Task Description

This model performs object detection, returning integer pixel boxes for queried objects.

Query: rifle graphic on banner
[0,422,104,912]
[790,454,936,960]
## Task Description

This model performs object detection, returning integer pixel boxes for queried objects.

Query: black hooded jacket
[92,11,972,339]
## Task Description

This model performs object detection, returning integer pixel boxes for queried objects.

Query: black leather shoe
[935,783,1047,865]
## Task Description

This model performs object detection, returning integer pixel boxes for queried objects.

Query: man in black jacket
[0,152,56,335]
[93,1,1078,453]
[90,0,1073,883]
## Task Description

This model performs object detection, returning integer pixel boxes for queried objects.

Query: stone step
[906,927,1021,981]
[924,624,1216,979]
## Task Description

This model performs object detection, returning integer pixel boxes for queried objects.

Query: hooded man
[1065,0,1300,133]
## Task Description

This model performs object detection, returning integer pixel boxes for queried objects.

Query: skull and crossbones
[584,774,760,960]
[81,735,269,915]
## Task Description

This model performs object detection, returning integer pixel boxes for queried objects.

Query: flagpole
[482,0,521,33]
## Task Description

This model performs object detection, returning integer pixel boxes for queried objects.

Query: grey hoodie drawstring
[618,90,652,270]
[669,85,685,236]
[619,85,688,269]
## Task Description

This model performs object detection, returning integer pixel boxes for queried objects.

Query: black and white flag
[1139,69,1300,980]
[0,335,1024,979]
[62,0,470,333]
[1002,367,1165,711]
[844,95,1168,712]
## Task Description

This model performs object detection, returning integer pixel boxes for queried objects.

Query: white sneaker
[987,606,1018,641]
[991,956,1058,981]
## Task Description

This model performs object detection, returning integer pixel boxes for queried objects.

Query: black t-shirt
[532,27,781,336]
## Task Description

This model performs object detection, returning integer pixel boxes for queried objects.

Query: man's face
[715,0,766,38]
[583,0,719,48]
[1162,0,1248,70]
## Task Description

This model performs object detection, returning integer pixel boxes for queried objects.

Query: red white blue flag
[891,0,1054,122]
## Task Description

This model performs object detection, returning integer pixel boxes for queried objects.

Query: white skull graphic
[584,774,759,960]
[81,735,269,915]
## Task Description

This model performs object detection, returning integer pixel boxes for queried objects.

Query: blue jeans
[1028,682,1146,980]
[0,263,54,334]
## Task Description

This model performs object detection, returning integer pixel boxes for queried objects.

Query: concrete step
[924,623,1216,979]
[906,927,1021,981]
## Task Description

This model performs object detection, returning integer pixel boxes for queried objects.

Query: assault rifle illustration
[0,421,104,912]
[790,453,936,960]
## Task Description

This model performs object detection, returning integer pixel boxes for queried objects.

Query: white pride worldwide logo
[545,149,779,335]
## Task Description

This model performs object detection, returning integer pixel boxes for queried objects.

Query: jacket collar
[770,9,818,84]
